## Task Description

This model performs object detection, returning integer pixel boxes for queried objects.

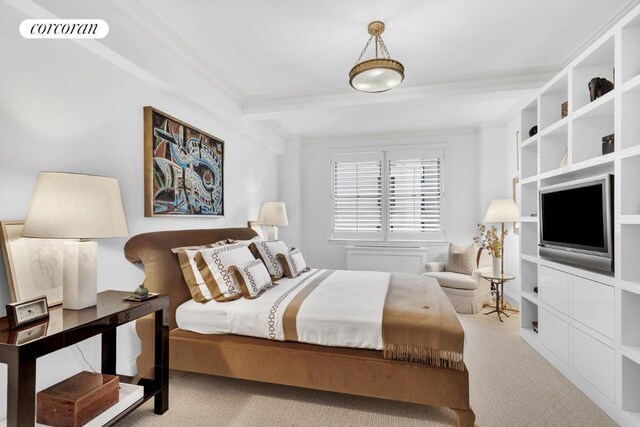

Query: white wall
[297,133,480,269]
[0,2,282,420]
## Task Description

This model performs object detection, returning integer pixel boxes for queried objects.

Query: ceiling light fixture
[349,21,404,93]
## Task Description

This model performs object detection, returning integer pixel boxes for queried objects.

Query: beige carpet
[120,310,616,427]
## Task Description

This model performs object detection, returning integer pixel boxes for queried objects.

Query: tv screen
[540,182,607,252]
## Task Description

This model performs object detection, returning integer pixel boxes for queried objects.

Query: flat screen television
[539,174,613,272]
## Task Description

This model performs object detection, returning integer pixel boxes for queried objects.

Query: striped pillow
[194,243,256,302]
[249,240,289,279]
[174,248,213,303]
[276,248,309,278]
[229,259,277,299]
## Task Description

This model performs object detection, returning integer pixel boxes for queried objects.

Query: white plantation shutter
[331,152,383,240]
[331,148,444,242]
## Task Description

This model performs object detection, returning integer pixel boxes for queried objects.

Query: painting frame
[0,221,69,307]
[144,106,225,217]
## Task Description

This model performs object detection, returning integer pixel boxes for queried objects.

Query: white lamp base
[63,241,97,310]
[262,226,278,240]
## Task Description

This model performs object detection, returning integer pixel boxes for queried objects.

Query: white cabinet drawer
[572,276,615,339]
[539,266,570,315]
[573,328,615,402]
[539,308,570,364]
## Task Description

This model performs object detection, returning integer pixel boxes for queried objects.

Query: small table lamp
[257,202,288,240]
[22,172,129,310]
[483,199,520,275]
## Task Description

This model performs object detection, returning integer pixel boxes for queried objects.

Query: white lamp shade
[257,202,289,227]
[483,199,520,223]
[22,172,129,239]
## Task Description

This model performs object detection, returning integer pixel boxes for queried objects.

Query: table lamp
[483,199,520,275]
[22,172,129,310]
[257,202,288,240]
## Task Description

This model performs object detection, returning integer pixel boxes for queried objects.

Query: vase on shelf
[493,257,501,277]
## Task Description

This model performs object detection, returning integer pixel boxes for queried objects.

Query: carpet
[120,309,616,426]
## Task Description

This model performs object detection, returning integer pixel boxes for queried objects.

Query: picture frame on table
[0,221,70,307]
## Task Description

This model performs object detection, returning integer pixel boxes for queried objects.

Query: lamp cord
[75,344,98,373]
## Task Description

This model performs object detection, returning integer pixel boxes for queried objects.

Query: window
[331,148,444,241]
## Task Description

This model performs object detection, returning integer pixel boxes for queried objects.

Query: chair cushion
[423,271,478,291]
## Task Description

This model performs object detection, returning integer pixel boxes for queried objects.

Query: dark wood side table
[480,273,515,322]
[0,290,169,427]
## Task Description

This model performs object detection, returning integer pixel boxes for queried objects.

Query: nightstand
[0,291,169,427]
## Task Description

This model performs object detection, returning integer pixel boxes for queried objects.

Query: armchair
[423,248,493,314]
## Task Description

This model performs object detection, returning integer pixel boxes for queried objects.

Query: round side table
[480,273,515,322]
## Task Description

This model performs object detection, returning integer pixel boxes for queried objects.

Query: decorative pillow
[276,248,309,278]
[446,243,476,276]
[174,249,213,303]
[209,236,262,247]
[228,259,276,299]
[249,240,289,279]
[194,243,256,302]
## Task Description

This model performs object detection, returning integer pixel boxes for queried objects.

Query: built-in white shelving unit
[518,5,640,426]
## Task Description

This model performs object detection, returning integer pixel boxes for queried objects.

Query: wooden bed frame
[124,227,475,426]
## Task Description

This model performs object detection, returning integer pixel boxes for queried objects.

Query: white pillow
[229,259,276,299]
[276,248,309,278]
[195,243,256,302]
[249,240,289,279]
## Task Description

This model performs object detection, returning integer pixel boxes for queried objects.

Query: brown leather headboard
[124,227,257,330]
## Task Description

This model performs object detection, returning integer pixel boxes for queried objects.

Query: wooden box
[37,371,119,427]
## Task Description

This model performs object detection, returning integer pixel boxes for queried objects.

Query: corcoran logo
[19,19,109,39]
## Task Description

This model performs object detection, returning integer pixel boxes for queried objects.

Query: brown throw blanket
[382,273,465,371]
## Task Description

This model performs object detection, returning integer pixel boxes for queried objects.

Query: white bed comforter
[178,268,391,350]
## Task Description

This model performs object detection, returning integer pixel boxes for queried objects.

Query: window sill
[327,239,447,245]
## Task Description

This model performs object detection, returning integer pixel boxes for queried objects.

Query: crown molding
[103,0,246,104]
[242,66,556,120]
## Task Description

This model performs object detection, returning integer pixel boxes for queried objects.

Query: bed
[124,227,475,426]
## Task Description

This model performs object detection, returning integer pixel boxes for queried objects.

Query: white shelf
[521,327,539,343]
[622,280,640,295]
[521,254,539,264]
[538,152,615,182]
[538,116,569,138]
[520,176,537,185]
[521,290,539,304]
[571,89,615,121]
[521,136,538,148]
[623,345,640,367]
[621,215,640,225]
[520,216,538,223]
[622,73,640,93]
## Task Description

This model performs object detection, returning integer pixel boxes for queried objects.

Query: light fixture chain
[355,35,374,65]
[377,35,391,59]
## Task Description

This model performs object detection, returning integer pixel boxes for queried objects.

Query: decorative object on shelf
[559,147,569,167]
[0,221,72,307]
[144,106,224,217]
[133,283,149,299]
[532,321,538,333]
[5,295,49,329]
[533,286,538,294]
[479,199,520,275]
[588,77,614,102]
[37,371,119,427]
[122,292,159,302]
[257,201,289,240]
[561,101,568,118]
[528,125,538,137]
[349,21,404,93]
[602,133,615,155]
[22,172,129,310]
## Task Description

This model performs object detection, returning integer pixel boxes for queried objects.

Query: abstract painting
[144,106,224,217]
[0,221,71,306]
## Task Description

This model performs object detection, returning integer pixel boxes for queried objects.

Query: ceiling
[34,0,640,139]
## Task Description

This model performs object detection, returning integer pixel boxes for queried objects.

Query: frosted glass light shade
[483,199,520,223]
[349,59,404,93]
[257,202,289,227]
[22,172,129,239]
